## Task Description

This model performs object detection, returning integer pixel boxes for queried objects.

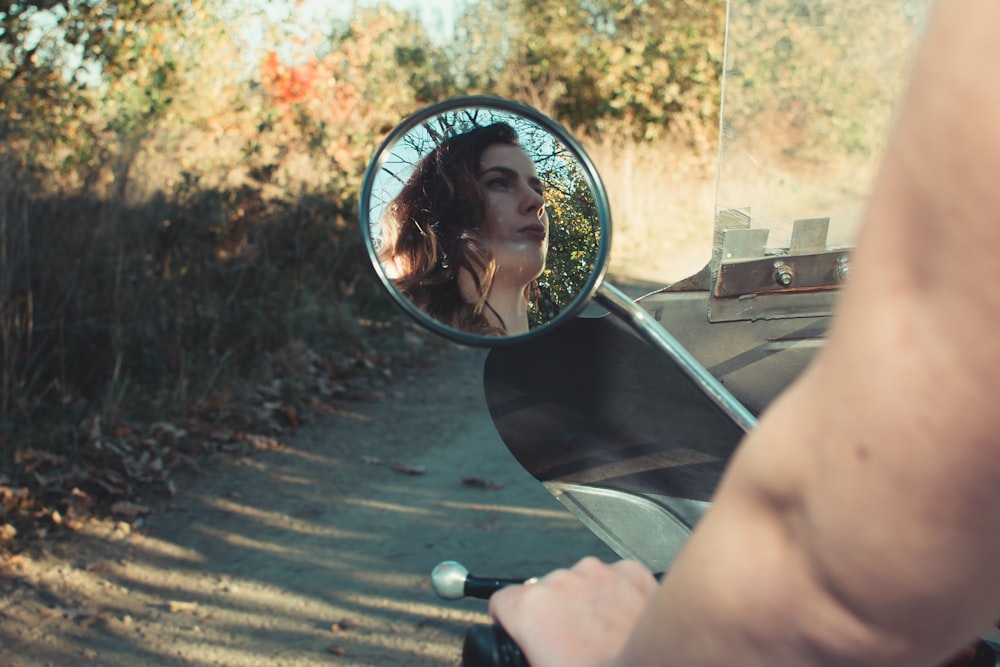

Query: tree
[450,0,726,146]
[724,0,928,159]
[0,1,231,192]
[257,5,455,208]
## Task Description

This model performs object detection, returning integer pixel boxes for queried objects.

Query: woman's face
[477,143,549,287]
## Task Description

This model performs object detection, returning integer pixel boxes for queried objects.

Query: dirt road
[0,344,615,667]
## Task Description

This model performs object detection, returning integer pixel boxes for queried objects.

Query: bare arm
[619,1,1000,664]
[491,1,1000,665]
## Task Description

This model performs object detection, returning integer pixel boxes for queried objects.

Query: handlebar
[439,561,668,667]
[462,624,528,667]
[431,560,527,600]
[445,561,998,667]
[460,628,1000,667]
[432,561,531,665]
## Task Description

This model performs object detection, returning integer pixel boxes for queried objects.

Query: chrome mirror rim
[359,95,612,347]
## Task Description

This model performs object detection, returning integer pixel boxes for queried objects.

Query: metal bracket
[709,214,850,322]
[715,250,850,298]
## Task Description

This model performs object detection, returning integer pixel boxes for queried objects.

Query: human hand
[937,640,996,667]
[487,557,658,667]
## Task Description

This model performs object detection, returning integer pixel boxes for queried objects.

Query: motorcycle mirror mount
[360,96,756,432]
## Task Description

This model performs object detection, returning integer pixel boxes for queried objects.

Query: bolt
[835,256,851,283]
[774,262,794,287]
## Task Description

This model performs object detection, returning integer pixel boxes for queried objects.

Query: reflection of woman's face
[477,144,548,287]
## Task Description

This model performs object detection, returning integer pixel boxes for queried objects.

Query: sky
[294,0,466,42]
[239,0,468,65]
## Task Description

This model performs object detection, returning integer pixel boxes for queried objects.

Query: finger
[488,572,532,621]
[608,559,660,594]
[488,563,574,622]
[568,557,657,596]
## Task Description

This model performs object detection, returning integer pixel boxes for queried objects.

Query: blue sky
[243,0,468,63]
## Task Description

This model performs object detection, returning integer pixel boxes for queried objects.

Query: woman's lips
[518,223,547,242]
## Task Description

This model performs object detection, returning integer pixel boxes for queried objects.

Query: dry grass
[587,136,719,285]
[588,133,882,290]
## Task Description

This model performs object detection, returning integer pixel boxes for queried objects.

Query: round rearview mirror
[359,96,611,346]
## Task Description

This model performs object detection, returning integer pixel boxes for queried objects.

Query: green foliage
[0,0,730,526]
[0,0,228,186]
[452,0,725,146]
[0,3,438,479]
[256,5,457,211]
[532,172,602,325]
[725,0,926,159]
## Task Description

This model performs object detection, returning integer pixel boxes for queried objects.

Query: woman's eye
[486,177,510,189]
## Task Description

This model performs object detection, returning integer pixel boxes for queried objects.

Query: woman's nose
[522,185,545,214]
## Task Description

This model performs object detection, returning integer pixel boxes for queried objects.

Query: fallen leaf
[78,615,99,628]
[209,428,236,442]
[461,477,505,490]
[331,618,356,632]
[0,523,17,542]
[328,645,348,655]
[245,434,283,451]
[280,404,300,429]
[2,554,25,570]
[109,521,131,540]
[168,600,199,614]
[110,501,151,520]
[66,487,94,519]
[0,485,32,511]
[39,606,64,619]
[391,464,426,476]
[151,422,187,440]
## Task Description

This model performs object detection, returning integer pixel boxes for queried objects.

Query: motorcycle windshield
[711,0,931,321]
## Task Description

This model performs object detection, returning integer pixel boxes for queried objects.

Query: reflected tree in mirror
[531,161,600,326]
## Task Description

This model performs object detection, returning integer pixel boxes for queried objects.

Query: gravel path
[0,344,614,667]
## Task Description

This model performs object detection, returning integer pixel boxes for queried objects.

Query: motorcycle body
[356,1,999,664]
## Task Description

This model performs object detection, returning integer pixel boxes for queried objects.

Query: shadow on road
[1,345,614,666]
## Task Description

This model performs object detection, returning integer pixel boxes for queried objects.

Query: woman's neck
[482,287,529,335]
[458,269,528,335]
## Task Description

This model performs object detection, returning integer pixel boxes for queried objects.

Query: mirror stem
[595,283,758,433]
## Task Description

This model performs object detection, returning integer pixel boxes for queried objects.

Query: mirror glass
[360,97,610,346]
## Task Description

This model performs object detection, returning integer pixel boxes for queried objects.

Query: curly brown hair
[378,122,535,334]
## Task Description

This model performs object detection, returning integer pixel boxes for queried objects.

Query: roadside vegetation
[0,0,918,548]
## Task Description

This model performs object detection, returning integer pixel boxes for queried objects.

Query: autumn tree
[450,0,726,146]
[0,0,235,195]
[723,0,928,159]
[257,5,455,208]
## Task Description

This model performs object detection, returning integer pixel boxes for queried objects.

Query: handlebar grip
[461,624,529,667]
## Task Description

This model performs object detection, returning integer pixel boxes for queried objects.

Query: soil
[0,343,616,667]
